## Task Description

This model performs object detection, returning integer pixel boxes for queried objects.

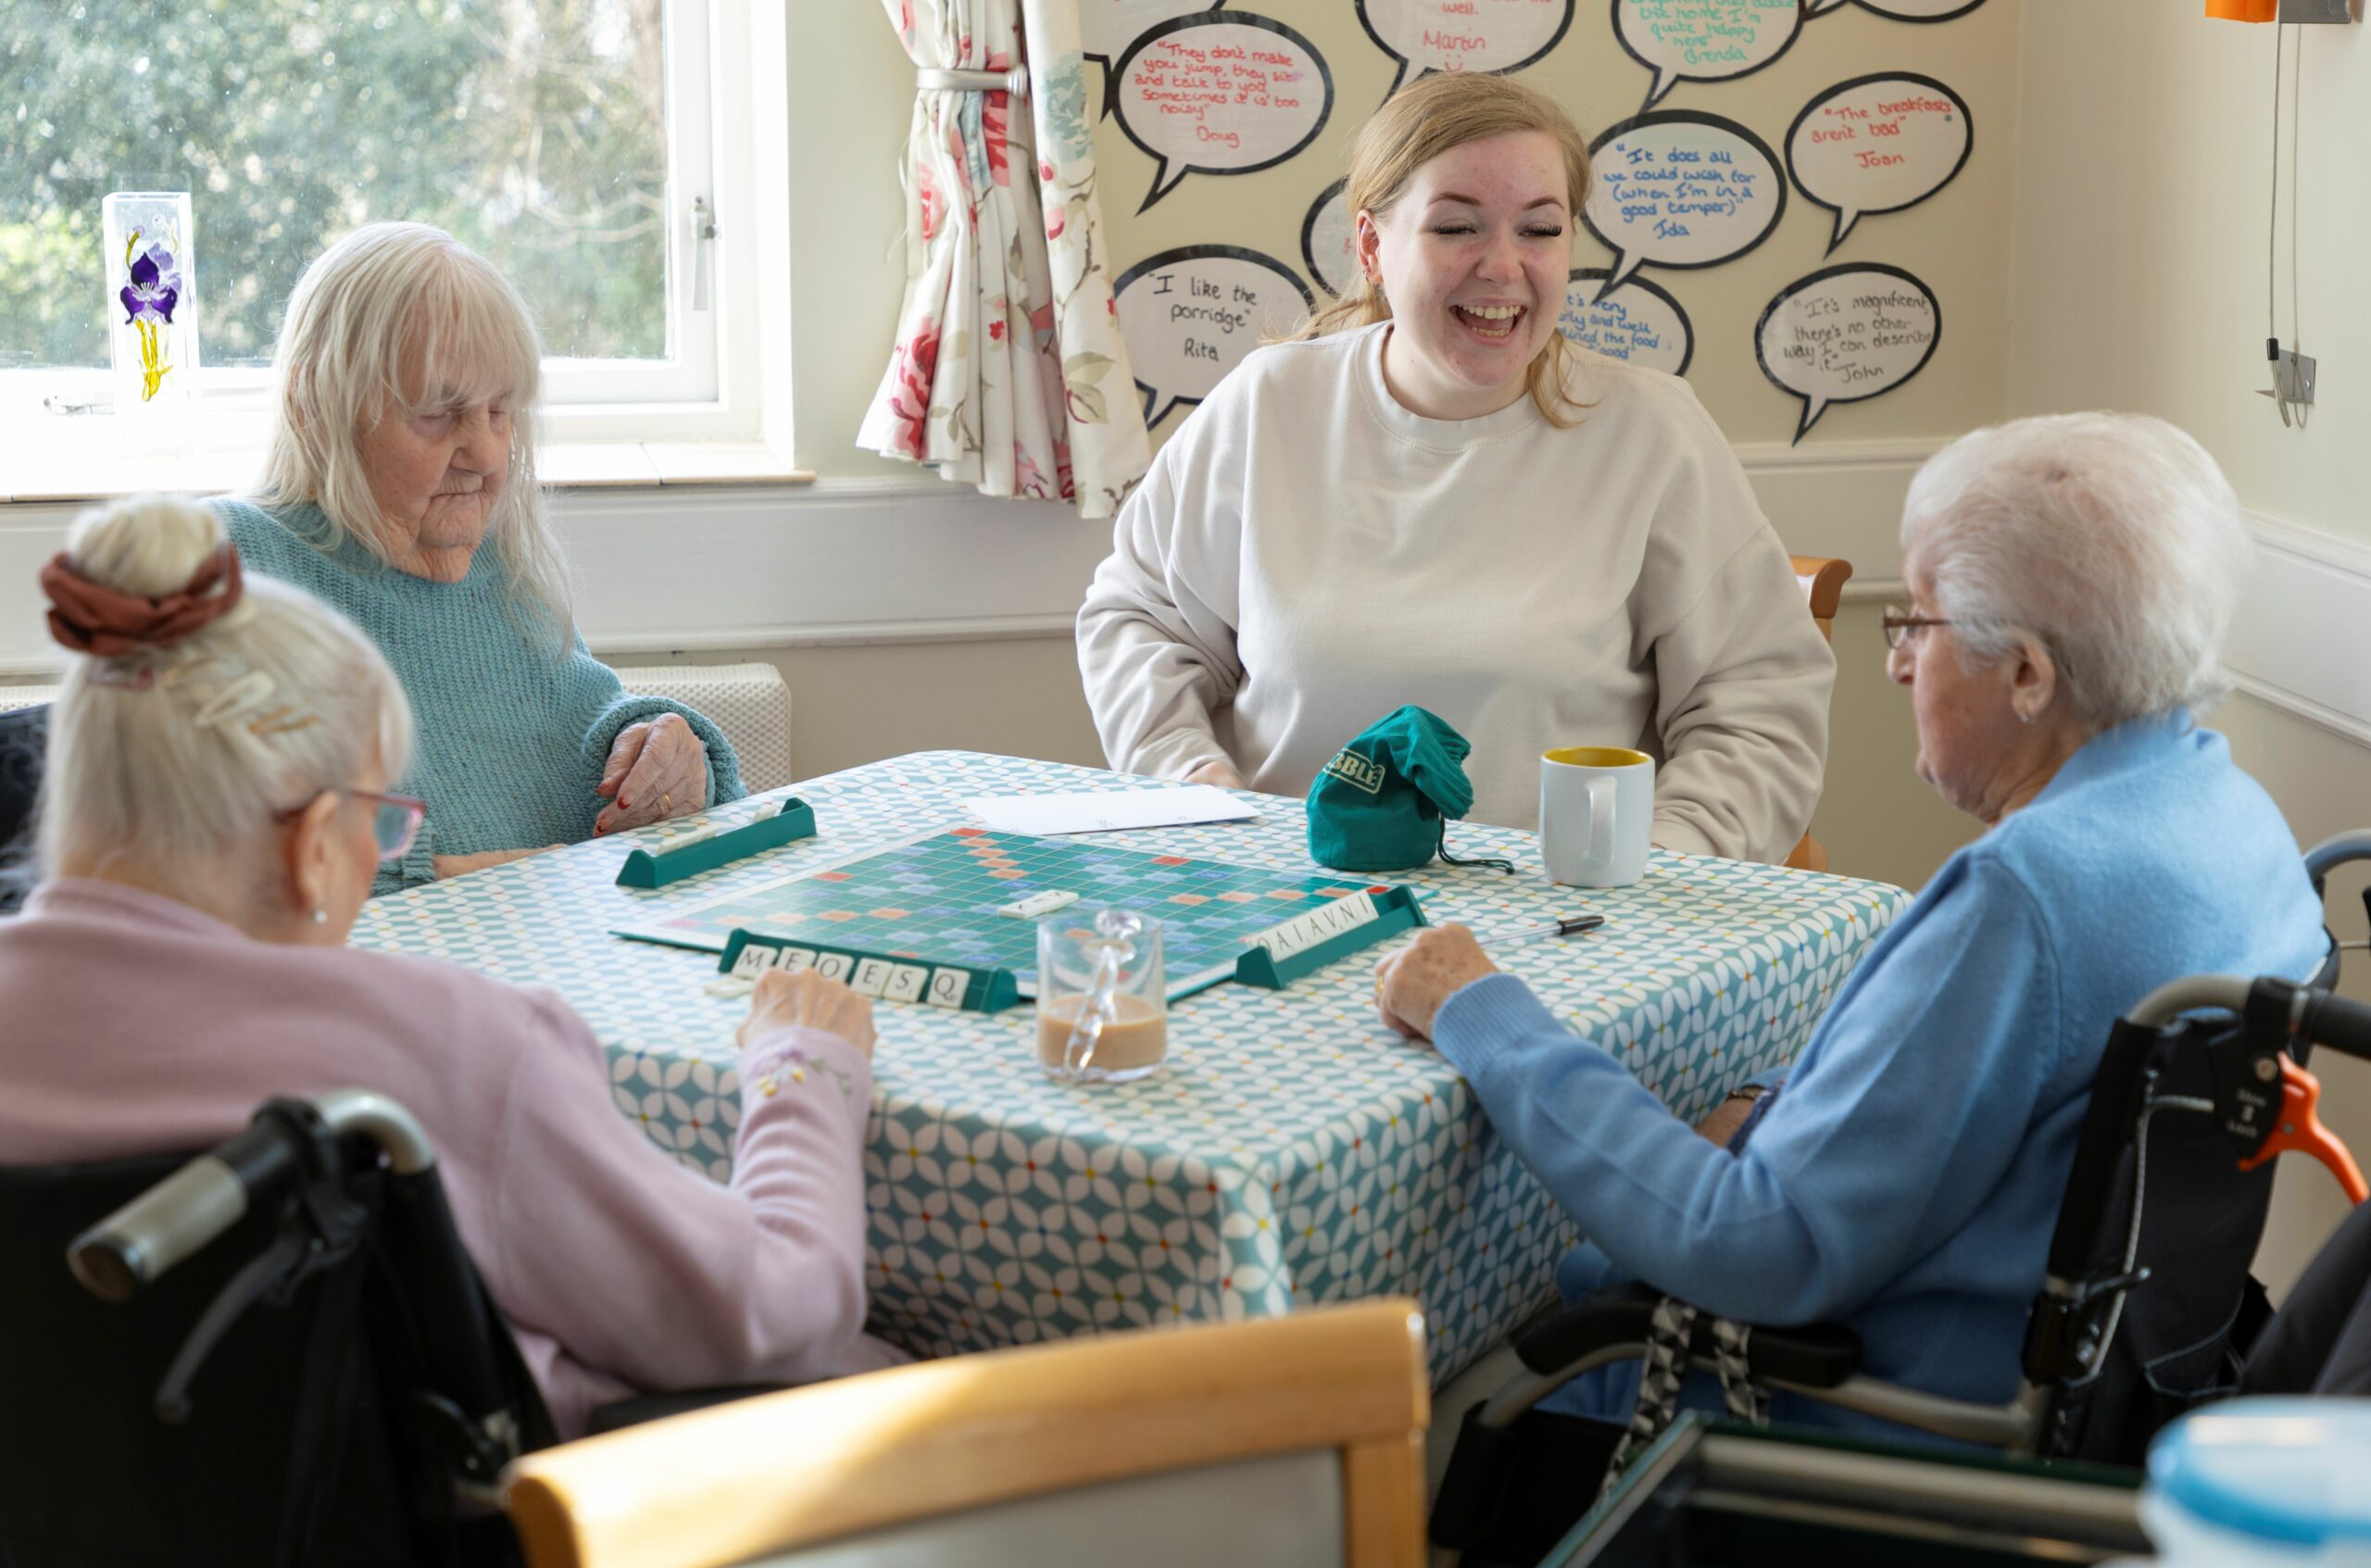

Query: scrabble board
[613,826,1408,1002]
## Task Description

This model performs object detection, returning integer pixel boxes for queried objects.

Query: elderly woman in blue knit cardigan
[211,222,741,890]
[1378,412,2327,1448]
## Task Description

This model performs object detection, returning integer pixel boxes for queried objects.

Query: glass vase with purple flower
[101,191,199,446]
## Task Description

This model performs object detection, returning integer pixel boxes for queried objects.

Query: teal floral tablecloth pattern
[352,751,1908,1382]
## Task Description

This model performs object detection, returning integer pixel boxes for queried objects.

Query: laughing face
[1356,130,1571,421]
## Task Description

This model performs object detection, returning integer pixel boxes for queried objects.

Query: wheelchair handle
[2127,974,2371,1063]
[2294,987,2371,1063]
[2304,829,2371,884]
[68,1088,435,1303]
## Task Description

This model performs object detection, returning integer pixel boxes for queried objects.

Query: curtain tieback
[915,66,1030,97]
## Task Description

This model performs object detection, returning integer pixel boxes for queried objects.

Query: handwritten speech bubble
[1560,270,1694,377]
[1787,73,1972,252]
[1301,180,1358,298]
[1114,245,1316,427]
[1083,1,1222,118]
[1581,111,1787,291]
[1756,262,1940,442]
[1112,13,1334,213]
[1356,0,1577,97]
[1807,0,1988,19]
[1614,0,1802,111]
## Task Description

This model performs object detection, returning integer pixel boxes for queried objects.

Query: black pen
[1481,913,1605,943]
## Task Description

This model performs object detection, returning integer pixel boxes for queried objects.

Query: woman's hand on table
[433,845,566,879]
[1374,924,1499,1041]
[595,713,709,834]
[740,970,877,1061]
[1186,758,1248,792]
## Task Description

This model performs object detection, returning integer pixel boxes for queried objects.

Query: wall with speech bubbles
[1074,0,2022,452]
[783,1,2022,471]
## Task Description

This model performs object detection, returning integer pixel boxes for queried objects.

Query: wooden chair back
[1790,555,1852,643]
[502,1298,1431,1568]
[1785,556,1853,873]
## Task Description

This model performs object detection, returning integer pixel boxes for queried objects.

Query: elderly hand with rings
[205,221,746,890]
[1375,413,2329,1450]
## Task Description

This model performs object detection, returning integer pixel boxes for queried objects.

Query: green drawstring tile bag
[1305,706,1512,873]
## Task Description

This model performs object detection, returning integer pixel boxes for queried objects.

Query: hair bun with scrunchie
[39,544,245,659]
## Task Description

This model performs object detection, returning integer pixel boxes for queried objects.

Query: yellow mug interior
[1543,746,1653,769]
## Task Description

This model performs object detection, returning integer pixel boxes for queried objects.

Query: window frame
[0,0,772,466]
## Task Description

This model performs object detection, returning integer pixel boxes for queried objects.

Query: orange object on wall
[2206,0,2277,19]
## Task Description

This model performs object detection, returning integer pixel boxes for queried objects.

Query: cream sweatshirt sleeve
[1075,416,1248,781]
[1633,405,1836,861]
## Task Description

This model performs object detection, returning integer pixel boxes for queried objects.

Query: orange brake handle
[2239,1057,2369,1204]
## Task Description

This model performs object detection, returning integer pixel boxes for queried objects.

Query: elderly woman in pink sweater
[0,494,896,1436]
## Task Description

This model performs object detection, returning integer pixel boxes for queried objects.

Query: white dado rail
[0,442,2355,756]
[0,438,1934,671]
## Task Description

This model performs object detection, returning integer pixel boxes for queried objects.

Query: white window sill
[0,437,812,505]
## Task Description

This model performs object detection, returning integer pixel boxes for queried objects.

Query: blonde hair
[39,495,417,912]
[252,221,573,643]
[1290,73,1593,427]
[1901,413,2252,728]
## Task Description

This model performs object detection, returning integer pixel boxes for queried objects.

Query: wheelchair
[0,700,43,914]
[0,1087,556,1567]
[1431,831,2371,1566]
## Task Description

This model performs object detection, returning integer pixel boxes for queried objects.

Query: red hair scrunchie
[40,544,245,659]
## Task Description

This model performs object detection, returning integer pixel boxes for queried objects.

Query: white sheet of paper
[963,786,1258,836]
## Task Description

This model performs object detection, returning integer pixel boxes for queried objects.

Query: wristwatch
[1726,1083,1771,1105]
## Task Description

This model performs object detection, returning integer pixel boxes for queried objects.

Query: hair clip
[191,669,279,729]
[245,706,321,738]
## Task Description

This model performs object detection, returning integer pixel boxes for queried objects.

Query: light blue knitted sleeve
[574,656,747,809]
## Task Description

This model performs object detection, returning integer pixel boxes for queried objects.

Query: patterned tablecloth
[353,751,1909,1382]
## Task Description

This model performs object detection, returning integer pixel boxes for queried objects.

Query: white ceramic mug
[1539,746,1654,888]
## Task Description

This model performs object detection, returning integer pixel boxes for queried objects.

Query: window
[1,0,763,457]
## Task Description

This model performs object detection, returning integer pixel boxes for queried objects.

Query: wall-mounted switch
[2261,340,2318,426]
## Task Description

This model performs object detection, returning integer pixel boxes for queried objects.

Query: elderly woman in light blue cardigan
[1377,413,2327,1442]
[211,221,740,893]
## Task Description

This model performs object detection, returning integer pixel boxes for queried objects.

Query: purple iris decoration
[119,237,182,325]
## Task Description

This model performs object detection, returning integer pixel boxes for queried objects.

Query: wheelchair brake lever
[2238,1057,2368,1204]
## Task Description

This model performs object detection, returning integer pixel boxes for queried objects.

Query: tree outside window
[3,0,671,375]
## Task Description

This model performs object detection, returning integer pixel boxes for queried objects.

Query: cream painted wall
[631,635,1109,779]
[2009,2,2371,545]
[785,4,934,483]
[2008,4,2371,1297]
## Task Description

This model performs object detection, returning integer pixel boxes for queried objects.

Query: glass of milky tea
[1036,908,1167,1085]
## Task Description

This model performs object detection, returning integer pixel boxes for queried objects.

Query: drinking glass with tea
[1035,908,1167,1085]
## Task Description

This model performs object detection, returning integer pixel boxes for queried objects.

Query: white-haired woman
[211,221,738,892]
[1077,72,1832,858]
[0,495,897,1436]
[1376,413,2327,1442]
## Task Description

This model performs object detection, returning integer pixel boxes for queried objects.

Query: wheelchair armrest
[1513,1283,1865,1391]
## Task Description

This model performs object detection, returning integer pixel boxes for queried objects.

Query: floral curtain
[858,0,1151,520]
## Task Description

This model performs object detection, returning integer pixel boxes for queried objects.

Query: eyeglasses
[279,788,427,861]
[1881,608,1954,651]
